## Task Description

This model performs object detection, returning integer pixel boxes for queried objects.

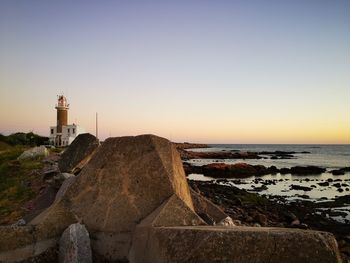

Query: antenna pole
[96,112,98,140]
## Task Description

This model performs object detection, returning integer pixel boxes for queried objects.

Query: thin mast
[96,112,98,140]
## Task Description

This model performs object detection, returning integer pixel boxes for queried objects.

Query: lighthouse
[49,95,84,147]
[55,95,69,133]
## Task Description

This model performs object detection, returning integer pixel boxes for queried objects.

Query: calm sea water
[190,144,350,169]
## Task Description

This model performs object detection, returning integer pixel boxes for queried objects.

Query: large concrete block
[190,188,227,224]
[58,133,99,173]
[130,226,342,263]
[31,135,194,261]
[138,194,206,228]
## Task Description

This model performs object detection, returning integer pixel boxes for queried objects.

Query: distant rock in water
[289,166,326,175]
[58,133,99,173]
[186,162,277,178]
[330,167,350,176]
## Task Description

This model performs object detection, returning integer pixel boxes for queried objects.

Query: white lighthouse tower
[49,95,84,147]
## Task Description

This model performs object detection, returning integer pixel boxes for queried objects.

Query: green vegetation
[0,132,49,147]
[0,143,45,224]
[237,191,268,206]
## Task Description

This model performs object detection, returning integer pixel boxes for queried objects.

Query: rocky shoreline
[179,145,350,262]
[189,180,350,262]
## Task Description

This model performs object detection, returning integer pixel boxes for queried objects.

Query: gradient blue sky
[1,1,349,143]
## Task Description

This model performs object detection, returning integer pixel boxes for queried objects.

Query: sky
[0,0,349,144]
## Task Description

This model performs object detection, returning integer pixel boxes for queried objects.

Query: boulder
[58,133,99,173]
[59,223,92,263]
[18,145,49,160]
[217,216,236,226]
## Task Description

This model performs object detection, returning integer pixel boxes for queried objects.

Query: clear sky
[0,0,349,143]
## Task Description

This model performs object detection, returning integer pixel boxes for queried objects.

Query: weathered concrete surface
[139,194,206,228]
[0,224,64,262]
[130,226,342,263]
[58,133,99,173]
[190,188,227,224]
[59,223,92,263]
[31,135,194,261]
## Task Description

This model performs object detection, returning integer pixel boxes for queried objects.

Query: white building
[49,95,84,147]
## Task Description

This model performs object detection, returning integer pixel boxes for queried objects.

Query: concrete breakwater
[0,134,343,262]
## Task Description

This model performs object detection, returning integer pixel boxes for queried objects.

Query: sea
[187,144,350,221]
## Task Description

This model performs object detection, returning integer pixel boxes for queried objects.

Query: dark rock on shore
[200,163,276,178]
[283,166,326,175]
[174,142,209,150]
[184,162,327,178]
[290,184,313,191]
[331,167,350,176]
[58,133,99,173]
[179,150,261,160]
[318,182,330,186]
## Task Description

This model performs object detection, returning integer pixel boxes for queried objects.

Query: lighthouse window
[73,128,75,134]
[68,128,70,133]
[51,129,54,134]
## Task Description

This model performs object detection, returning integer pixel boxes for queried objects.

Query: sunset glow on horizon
[1,1,349,144]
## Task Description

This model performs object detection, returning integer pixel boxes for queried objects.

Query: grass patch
[0,146,44,225]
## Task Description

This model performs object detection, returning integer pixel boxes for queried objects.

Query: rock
[332,170,345,175]
[318,182,330,187]
[290,184,312,191]
[331,167,350,175]
[291,219,300,226]
[279,168,290,174]
[217,216,236,227]
[179,150,261,160]
[12,219,26,226]
[201,163,270,178]
[18,146,49,160]
[59,223,92,263]
[58,133,99,173]
[254,213,267,226]
[289,166,326,175]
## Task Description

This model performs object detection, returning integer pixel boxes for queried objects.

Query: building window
[51,129,54,134]
[68,128,70,133]
[73,128,75,134]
